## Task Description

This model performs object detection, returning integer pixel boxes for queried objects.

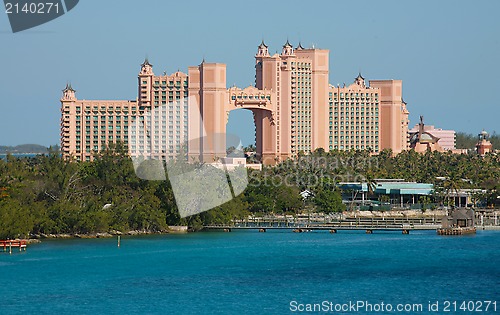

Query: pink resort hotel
[60,41,409,165]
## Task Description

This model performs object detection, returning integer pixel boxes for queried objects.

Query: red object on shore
[1,240,27,252]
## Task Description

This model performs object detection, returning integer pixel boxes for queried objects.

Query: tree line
[0,144,499,239]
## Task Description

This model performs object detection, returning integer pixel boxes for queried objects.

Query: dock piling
[0,240,27,253]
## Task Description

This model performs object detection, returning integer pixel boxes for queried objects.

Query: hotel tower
[60,40,409,164]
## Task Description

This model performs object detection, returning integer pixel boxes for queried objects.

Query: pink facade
[60,41,410,164]
[60,84,137,161]
[254,41,330,163]
[408,116,444,153]
[327,75,409,153]
[408,124,456,151]
[369,80,409,155]
[134,59,189,160]
[476,131,492,156]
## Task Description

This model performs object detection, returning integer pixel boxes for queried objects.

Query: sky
[0,0,499,147]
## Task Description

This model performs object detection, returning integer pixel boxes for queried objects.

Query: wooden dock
[437,227,477,236]
[1,240,27,253]
[204,222,440,234]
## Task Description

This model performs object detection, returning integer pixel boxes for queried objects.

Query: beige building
[60,40,410,164]
[134,59,189,160]
[60,60,190,162]
[60,84,137,162]
[328,74,409,153]
[254,40,330,161]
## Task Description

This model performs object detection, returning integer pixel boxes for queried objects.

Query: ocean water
[0,230,499,314]
[0,153,40,160]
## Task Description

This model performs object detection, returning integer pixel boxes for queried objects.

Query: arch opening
[226,108,275,164]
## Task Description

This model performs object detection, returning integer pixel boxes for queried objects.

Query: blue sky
[0,0,499,146]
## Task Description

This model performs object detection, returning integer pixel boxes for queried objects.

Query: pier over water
[204,217,442,234]
[1,240,27,254]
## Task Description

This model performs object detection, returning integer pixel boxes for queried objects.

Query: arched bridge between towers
[225,86,278,164]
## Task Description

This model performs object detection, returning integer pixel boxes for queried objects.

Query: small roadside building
[338,179,434,209]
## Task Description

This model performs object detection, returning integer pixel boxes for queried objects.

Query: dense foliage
[0,145,499,239]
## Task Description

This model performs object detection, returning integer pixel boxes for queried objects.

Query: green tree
[314,188,345,213]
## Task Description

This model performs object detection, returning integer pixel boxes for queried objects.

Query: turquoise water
[1,230,499,314]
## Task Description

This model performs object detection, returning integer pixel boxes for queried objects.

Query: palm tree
[443,174,462,208]
[361,171,377,205]
[346,172,377,212]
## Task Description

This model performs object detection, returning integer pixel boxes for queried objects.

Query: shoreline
[19,224,500,244]
[9,209,500,244]
[27,226,190,241]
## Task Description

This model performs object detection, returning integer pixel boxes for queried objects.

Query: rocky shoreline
[28,226,190,241]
